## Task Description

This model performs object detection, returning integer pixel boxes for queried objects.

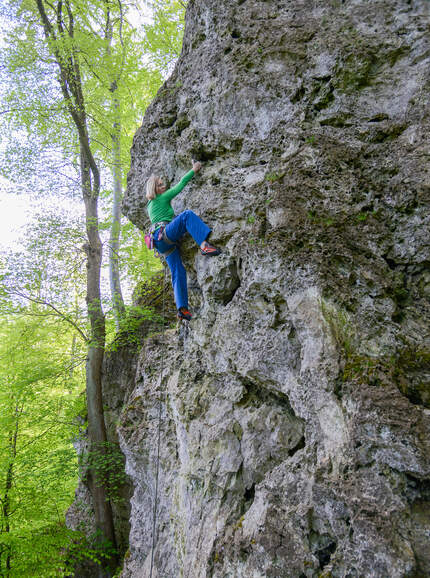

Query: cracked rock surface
[118,0,430,576]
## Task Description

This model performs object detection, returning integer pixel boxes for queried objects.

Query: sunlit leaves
[1,0,162,197]
[0,0,187,572]
[0,314,86,576]
[143,0,186,75]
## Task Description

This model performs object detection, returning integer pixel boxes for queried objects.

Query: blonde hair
[146,174,158,201]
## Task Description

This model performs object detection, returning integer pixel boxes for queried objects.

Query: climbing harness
[149,267,167,578]
[145,221,178,259]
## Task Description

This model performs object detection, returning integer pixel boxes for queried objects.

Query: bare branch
[7,289,88,342]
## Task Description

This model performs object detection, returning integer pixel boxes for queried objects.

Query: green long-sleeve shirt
[147,170,195,224]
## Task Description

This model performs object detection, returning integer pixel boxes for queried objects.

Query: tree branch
[7,289,88,342]
[36,0,101,193]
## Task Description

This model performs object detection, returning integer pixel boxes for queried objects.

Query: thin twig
[7,289,88,342]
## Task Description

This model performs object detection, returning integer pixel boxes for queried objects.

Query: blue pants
[153,210,211,310]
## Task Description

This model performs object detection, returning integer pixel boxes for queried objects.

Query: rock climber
[146,161,221,321]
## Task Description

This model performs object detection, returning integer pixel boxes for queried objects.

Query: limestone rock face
[120,0,430,576]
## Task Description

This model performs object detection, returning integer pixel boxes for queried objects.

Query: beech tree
[32,0,119,568]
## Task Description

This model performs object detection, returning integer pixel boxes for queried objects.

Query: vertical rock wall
[119,0,430,576]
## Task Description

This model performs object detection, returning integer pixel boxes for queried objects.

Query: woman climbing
[146,161,221,321]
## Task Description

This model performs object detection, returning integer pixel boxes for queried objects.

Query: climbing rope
[149,266,192,576]
[149,266,167,578]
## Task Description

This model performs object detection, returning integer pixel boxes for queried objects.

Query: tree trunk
[105,0,125,329]
[69,333,77,379]
[4,462,13,575]
[1,405,20,576]
[35,1,119,571]
[81,149,117,565]
[109,96,125,329]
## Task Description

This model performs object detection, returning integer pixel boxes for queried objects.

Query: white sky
[0,188,30,251]
[0,176,85,252]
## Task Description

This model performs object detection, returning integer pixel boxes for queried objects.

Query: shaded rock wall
[119,0,430,576]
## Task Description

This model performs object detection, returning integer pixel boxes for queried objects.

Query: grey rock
[119,0,430,576]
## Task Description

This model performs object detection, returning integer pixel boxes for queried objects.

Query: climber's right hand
[192,160,202,173]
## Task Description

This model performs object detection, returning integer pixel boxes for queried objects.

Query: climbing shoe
[200,242,221,256]
[177,307,192,321]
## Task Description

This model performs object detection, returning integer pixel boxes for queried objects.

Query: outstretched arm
[163,162,202,201]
